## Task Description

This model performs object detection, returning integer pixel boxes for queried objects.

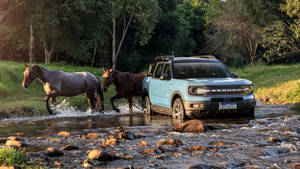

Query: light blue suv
[142,56,256,120]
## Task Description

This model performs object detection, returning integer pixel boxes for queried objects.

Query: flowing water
[0,100,299,169]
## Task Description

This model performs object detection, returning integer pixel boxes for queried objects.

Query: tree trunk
[91,40,97,67]
[112,16,116,68]
[29,24,35,63]
[44,40,54,64]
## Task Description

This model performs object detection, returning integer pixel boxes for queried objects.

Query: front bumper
[183,99,256,117]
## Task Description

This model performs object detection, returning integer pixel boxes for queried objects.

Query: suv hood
[183,78,253,86]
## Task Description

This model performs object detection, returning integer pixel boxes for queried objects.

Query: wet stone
[7,136,20,141]
[189,164,224,169]
[60,144,79,151]
[153,154,167,159]
[87,150,115,161]
[157,138,183,147]
[173,120,207,133]
[265,137,281,143]
[192,151,205,156]
[280,128,292,132]
[58,131,70,137]
[118,131,137,140]
[5,140,23,147]
[54,161,62,167]
[87,133,100,139]
[123,154,134,160]
[209,141,240,146]
[114,126,124,133]
[45,147,64,157]
[172,152,183,158]
[82,159,93,168]
[137,140,148,146]
[188,146,206,151]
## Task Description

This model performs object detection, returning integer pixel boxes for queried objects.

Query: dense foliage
[0,0,299,71]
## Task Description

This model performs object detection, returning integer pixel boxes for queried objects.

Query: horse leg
[128,97,133,113]
[44,96,53,115]
[86,91,96,111]
[50,97,56,106]
[110,95,121,112]
[45,90,58,115]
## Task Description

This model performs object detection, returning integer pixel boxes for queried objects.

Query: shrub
[0,147,27,166]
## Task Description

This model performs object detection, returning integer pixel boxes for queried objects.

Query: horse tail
[96,81,104,111]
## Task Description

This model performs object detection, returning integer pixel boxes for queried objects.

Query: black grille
[211,97,243,102]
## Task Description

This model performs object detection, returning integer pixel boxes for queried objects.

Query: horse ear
[102,67,106,73]
[109,69,113,73]
[24,64,28,68]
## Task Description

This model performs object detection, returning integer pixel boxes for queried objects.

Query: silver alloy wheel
[172,98,184,120]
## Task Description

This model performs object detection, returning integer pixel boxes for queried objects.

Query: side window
[163,64,172,77]
[154,63,164,78]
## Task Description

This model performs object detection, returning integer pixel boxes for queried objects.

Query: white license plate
[219,102,237,110]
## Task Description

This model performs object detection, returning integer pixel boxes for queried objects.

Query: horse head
[22,64,39,88]
[102,67,115,92]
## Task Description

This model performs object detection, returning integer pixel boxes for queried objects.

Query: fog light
[190,104,199,108]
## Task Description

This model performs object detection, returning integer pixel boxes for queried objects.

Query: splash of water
[1,99,143,123]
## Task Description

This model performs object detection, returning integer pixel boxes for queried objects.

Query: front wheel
[172,98,185,120]
[142,96,152,115]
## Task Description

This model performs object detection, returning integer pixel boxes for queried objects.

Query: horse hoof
[114,108,120,113]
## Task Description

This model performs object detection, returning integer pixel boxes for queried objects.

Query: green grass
[0,61,124,117]
[0,147,27,166]
[1,61,300,116]
[230,62,300,108]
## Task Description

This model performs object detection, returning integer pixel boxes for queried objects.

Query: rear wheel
[142,96,152,115]
[172,98,185,120]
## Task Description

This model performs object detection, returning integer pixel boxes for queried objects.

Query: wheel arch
[170,90,185,107]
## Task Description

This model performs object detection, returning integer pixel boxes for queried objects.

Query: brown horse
[22,64,104,114]
[102,68,147,112]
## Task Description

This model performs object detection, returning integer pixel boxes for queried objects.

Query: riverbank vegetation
[0,147,27,166]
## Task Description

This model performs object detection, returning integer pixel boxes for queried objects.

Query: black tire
[172,98,185,120]
[245,108,255,117]
[142,96,152,115]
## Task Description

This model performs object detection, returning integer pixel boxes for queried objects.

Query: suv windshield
[174,62,231,79]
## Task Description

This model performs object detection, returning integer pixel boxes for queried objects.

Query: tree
[261,21,298,63]
[205,0,261,63]
[281,0,300,39]
[102,0,160,68]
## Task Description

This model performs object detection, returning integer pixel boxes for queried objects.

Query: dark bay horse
[102,68,146,112]
[22,64,104,114]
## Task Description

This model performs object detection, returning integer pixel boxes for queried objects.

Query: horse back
[116,72,146,97]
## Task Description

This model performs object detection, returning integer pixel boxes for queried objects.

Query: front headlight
[241,85,254,94]
[188,86,210,96]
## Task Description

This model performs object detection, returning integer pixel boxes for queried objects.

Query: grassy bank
[230,62,300,105]
[0,61,125,117]
[1,61,300,117]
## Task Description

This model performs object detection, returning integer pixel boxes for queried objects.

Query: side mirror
[231,73,239,78]
[160,74,170,80]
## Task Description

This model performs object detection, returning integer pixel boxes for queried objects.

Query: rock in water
[5,140,23,147]
[45,147,64,157]
[189,164,224,169]
[173,120,207,133]
[88,150,115,161]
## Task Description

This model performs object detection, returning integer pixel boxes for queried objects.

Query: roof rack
[154,55,175,62]
[190,55,216,60]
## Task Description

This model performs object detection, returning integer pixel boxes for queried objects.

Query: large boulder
[173,120,207,133]
[88,150,115,161]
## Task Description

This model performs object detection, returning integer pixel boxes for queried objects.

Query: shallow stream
[0,101,299,168]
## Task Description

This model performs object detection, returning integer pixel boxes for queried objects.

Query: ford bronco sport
[142,55,256,120]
